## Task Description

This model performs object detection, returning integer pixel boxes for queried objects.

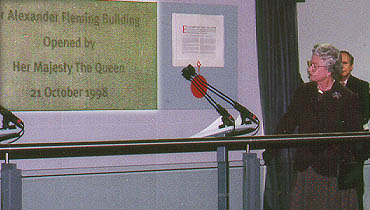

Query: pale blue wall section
[158,3,238,110]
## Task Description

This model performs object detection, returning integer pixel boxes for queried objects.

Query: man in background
[340,50,369,210]
[340,50,369,129]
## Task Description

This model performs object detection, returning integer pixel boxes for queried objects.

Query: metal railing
[1,132,369,210]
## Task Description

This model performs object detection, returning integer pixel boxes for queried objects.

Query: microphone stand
[182,64,260,136]
[0,114,24,144]
[184,66,235,129]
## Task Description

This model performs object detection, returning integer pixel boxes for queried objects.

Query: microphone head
[181,64,196,80]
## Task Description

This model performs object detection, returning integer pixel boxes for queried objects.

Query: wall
[2,0,260,171]
[12,0,260,143]
[297,0,370,83]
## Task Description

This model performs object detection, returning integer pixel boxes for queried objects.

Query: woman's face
[308,55,331,82]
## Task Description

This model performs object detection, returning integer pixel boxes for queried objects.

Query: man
[340,50,369,128]
[340,50,369,210]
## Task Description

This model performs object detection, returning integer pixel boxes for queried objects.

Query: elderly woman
[272,44,364,209]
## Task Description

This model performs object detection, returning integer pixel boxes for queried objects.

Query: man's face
[341,52,353,79]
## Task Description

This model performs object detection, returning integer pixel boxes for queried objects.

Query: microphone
[233,102,259,125]
[182,64,259,125]
[181,64,196,81]
[181,64,260,136]
[182,64,234,128]
[216,104,235,128]
[0,105,24,129]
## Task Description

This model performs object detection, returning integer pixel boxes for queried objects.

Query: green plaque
[0,0,157,110]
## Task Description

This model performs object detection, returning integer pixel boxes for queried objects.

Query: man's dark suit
[345,75,369,126]
[343,75,369,210]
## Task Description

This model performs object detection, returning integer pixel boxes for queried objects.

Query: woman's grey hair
[312,43,342,81]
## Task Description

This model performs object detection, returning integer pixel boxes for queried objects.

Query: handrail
[0,132,369,160]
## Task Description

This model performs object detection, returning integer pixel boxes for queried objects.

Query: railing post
[242,152,261,210]
[1,163,22,210]
[217,146,229,210]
